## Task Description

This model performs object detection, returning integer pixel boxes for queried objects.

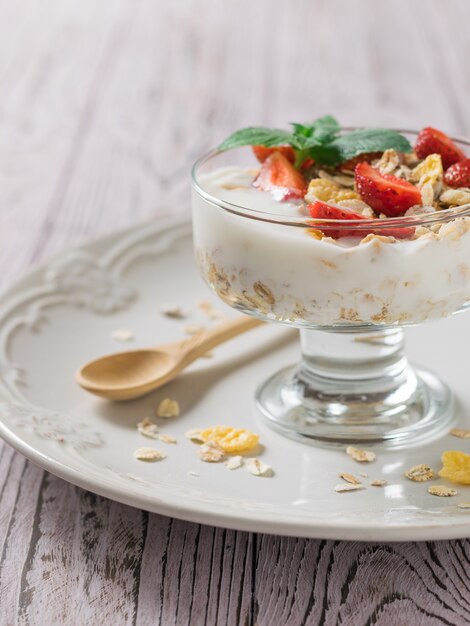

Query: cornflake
[405,464,435,482]
[428,485,457,497]
[110,328,134,342]
[133,447,166,462]
[334,483,365,493]
[245,458,273,477]
[157,433,177,444]
[339,472,362,485]
[199,426,259,453]
[156,398,180,418]
[185,428,204,443]
[225,455,244,470]
[346,446,376,463]
[198,441,225,463]
[439,450,470,485]
[450,428,470,439]
[137,417,159,439]
[370,479,387,487]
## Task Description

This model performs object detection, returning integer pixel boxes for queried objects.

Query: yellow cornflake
[410,154,443,188]
[439,450,470,485]
[199,425,259,453]
[306,178,360,204]
[156,398,180,418]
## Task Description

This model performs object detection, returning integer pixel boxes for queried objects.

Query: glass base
[255,328,453,448]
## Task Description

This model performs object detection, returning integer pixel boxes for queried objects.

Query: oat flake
[198,300,223,320]
[346,446,376,463]
[225,456,244,470]
[339,472,362,485]
[137,417,159,439]
[428,485,457,497]
[370,479,387,487]
[198,441,225,463]
[133,447,166,462]
[405,464,435,482]
[334,483,365,493]
[245,458,273,477]
[450,428,470,439]
[157,433,177,444]
[160,304,186,319]
[111,328,134,342]
[156,398,180,418]
[457,502,470,509]
[185,428,204,443]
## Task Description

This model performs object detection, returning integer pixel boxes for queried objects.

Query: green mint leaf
[330,129,412,162]
[308,144,343,166]
[290,115,340,149]
[218,127,293,151]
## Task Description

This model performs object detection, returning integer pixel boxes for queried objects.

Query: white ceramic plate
[1,217,470,541]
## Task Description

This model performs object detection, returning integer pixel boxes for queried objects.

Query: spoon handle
[180,316,264,364]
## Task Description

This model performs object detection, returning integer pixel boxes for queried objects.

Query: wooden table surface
[1,0,470,624]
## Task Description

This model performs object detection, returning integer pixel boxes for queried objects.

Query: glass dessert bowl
[191,120,470,447]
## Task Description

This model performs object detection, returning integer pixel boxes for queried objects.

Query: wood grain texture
[1,0,470,624]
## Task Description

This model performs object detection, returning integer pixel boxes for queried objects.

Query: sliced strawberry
[339,151,382,172]
[252,145,296,164]
[355,162,422,216]
[415,127,466,169]
[253,152,307,200]
[443,158,470,188]
[307,200,414,239]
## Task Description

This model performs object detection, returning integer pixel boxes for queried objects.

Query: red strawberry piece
[253,152,307,200]
[307,200,414,239]
[339,152,382,172]
[415,127,466,169]
[355,162,422,216]
[443,158,470,188]
[252,145,296,164]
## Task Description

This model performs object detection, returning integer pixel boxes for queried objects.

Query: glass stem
[297,328,410,397]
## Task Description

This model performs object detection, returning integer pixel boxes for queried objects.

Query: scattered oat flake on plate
[334,483,365,493]
[185,428,204,443]
[245,458,273,477]
[370,479,387,487]
[156,398,180,418]
[405,464,435,482]
[184,324,205,335]
[359,472,369,478]
[339,472,361,485]
[133,447,166,462]
[157,433,177,444]
[458,502,470,509]
[428,485,458,497]
[198,300,224,320]
[198,441,225,463]
[137,417,159,439]
[346,446,376,463]
[188,471,200,477]
[160,304,186,319]
[110,328,134,342]
[225,455,244,470]
[450,428,470,439]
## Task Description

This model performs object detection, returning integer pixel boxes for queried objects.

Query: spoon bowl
[76,316,264,401]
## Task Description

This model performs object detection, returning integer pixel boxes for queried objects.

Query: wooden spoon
[76,316,264,400]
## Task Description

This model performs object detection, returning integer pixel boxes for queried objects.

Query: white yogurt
[192,167,470,326]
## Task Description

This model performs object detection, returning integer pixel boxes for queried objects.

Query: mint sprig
[218,116,412,167]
